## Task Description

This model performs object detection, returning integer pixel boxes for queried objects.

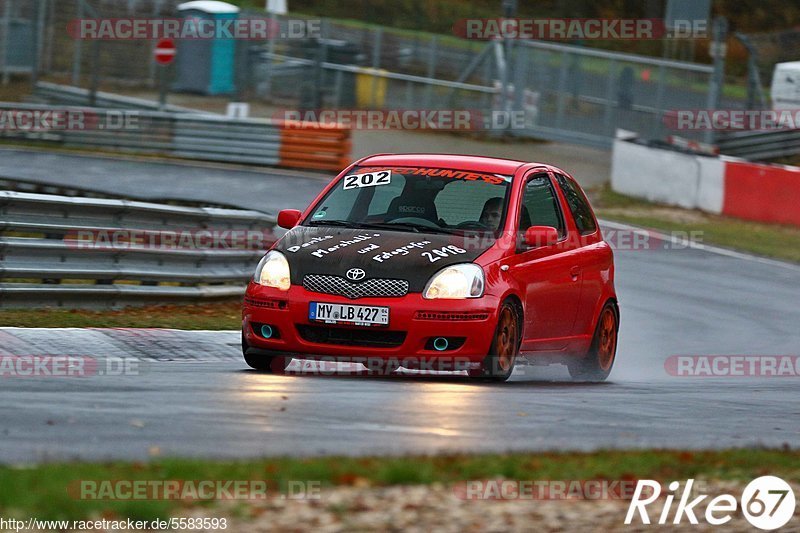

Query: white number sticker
[343,171,392,190]
[421,245,467,263]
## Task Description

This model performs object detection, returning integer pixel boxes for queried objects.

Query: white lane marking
[599,219,800,273]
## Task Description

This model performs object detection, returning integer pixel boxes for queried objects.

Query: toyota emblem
[346,268,366,281]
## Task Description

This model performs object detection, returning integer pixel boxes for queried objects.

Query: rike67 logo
[626,476,796,530]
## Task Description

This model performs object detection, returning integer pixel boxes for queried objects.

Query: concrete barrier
[611,134,800,227]
[611,139,709,209]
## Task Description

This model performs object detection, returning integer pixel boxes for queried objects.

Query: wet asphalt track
[0,148,330,213]
[2,223,799,463]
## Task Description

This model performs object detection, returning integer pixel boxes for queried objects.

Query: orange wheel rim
[597,308,617,371]
[496,307,517,371]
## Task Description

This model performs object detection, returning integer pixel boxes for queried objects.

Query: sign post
[154,38,176,110]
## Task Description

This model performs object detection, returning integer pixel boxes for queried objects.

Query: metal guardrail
[0,190,277,308]
[31,82,209,114]
[0,173,238,209]
[0,102,351,171]
[716,129,800,161]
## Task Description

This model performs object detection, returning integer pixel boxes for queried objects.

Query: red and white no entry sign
[154,39,176,66]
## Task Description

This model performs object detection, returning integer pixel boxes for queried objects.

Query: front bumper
[242,282,500,364]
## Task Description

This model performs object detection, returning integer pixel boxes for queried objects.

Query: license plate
[309,302,389,326]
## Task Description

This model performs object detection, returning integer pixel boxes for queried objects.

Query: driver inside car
[479,197,503,231]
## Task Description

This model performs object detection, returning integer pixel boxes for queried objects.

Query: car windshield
[305,166,513,235]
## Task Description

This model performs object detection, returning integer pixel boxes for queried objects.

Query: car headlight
[254,251,291,290]
[423,263,484,299]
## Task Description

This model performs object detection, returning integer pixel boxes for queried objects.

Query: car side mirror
[524,226,559,248]
[277,209,302,229]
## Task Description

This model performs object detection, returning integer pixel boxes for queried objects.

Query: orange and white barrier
[278,121,352,172]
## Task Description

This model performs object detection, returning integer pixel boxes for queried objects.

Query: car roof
[357,153,551,176]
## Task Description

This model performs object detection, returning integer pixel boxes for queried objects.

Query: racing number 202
[343,171,391,190]
[422,245,466,263]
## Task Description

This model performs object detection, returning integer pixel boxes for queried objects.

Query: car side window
[434,179,506,226]
[518,173,566,239]
[554,173,597,235]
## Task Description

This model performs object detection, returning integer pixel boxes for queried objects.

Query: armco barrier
[611,134,800,227]
[717,128,800,162]
[0,102,351,172]
[0,190,277,308]
[31,81,205,114]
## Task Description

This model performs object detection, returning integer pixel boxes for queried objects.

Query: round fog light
[261,325,274,339]
[433,337,449,351]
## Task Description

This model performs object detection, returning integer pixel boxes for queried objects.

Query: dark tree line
[279,0,799,35]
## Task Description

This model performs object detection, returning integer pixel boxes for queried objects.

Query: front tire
[568,302,618,382]
[469,300,520,382]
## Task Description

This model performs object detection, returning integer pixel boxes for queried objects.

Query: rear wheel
[469,300,520,382]
[568,302,618,382]
[242,334,291,373]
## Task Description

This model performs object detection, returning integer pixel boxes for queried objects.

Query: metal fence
[0,0,184,86]
[5,1,735,149]
[739,27,800,90]
[252,14,727,147]
[0,189,275,308]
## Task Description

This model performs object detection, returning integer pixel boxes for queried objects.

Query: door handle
[570,266,580,281]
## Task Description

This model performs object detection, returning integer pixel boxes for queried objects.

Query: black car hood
[275,225,493,292]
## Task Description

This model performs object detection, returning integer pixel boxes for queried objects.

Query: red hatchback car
[242,154,618,381]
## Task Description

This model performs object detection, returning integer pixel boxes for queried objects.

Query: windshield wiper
[306,220,354,227]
